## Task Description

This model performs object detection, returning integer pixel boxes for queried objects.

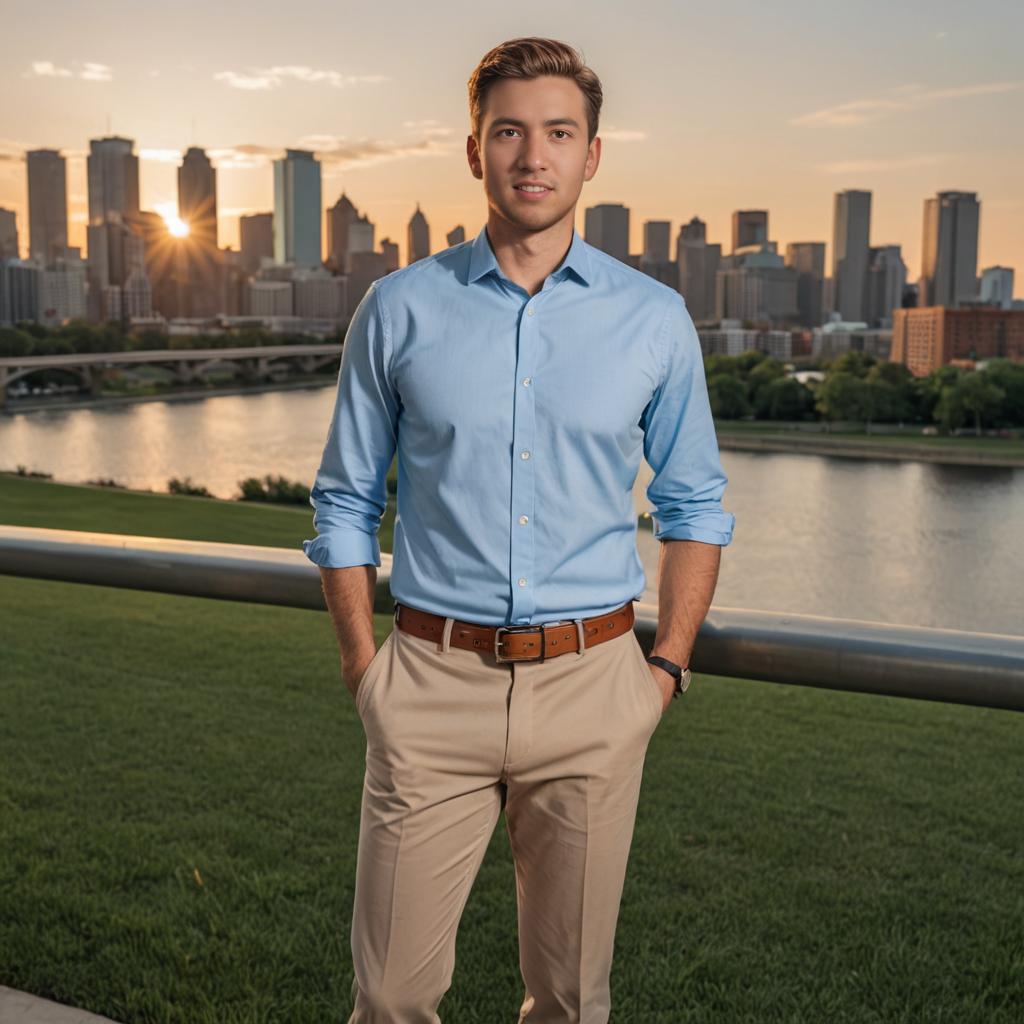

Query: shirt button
[518,578,528,587]
[519,514,529,524]
[520,450,531,460]
[526,307,535,316]
[522,377,531,387]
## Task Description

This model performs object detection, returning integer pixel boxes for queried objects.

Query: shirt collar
[467,224,592,287]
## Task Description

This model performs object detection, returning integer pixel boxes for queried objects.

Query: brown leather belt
[395,600,635,663]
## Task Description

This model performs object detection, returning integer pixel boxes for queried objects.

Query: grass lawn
[0,471,395,556]
[2,477,1023,1022]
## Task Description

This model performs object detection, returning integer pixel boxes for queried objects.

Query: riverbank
[5,375,1023,468]
[1,374,336,415]
[715,429,1024,467]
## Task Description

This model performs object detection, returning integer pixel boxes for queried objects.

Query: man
[303,35,734,1024]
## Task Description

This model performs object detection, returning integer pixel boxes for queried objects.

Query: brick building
[891,306,1024,376]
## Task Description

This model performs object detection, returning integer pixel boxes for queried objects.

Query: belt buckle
[494,624,546,664]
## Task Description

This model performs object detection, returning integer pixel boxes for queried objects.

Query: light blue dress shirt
[303,224,734,626]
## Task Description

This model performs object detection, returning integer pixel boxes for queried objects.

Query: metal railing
[2,524,1022,712]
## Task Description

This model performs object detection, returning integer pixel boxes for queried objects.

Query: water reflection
[3,387,1022,635]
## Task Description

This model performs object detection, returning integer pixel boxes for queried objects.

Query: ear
[584,135,601,182]
[466,134,483,181]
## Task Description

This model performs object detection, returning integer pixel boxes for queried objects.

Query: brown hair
[468,37,603,144]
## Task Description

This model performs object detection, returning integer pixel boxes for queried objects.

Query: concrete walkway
[0,986,121,1023]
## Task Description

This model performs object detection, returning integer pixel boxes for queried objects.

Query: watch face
[679,668,691,693]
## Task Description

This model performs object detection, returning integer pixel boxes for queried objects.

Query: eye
[552,130,570,139]
[499,128,519,137]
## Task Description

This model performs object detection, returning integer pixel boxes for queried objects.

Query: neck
[485,210,576,297]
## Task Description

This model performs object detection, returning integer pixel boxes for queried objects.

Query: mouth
[514,184,553,199]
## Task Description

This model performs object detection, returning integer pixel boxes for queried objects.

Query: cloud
[206,144,284,169]
[25,60,112,82]
[599,127,648,141]
[298,133,455,168]
[792,80,1024,126]
[28,61,72,78]
[402,119,453,138]
[815,153,954,174]
[207,132,456,171]
[79,62,113,82]
[213,66,388,91]
[0,139,30,163]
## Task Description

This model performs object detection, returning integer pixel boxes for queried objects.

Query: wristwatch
[645,655,691,698]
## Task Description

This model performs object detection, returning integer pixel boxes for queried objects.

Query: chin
[495,197,574,233]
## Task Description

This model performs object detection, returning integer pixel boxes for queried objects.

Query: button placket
[509,298,538,623]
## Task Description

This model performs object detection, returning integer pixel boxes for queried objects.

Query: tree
[957,373,1005,435]
[0,327,34,357]
[704,354,740,380]
[827,351,876,379]
[757,376,814,420]
[746,357,786,414]
[816,371,871,425]
[979,359,1024,427]
[707,373,752,419]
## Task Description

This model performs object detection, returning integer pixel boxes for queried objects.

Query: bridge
[0,344,343,408]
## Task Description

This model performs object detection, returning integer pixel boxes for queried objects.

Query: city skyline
[1,0,1021,289]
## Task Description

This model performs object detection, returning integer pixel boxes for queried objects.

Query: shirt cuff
[653,510,735,546]
[302,530,382,568]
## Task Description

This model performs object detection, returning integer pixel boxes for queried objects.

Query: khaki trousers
[347,602,664,1023]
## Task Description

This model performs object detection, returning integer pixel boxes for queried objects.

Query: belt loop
[439,615,455,653]
[393,602,401,626]
[574,618,586,657]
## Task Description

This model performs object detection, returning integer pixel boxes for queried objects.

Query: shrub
[236,474,310,505]
[168,476,213,497]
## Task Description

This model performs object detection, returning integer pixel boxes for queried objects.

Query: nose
[518,134,548,172]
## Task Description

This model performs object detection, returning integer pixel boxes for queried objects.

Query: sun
[154,201,190,238]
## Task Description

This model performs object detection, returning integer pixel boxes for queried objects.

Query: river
[2,385,1022,636]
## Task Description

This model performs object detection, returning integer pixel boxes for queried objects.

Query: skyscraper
[176,147,220,316]
[785,242,826,327]
[178,147,217,250]
[584,203,629,263]
[865,245,907,327]
[642,221,670,263]
[407,203,430,265]
[27,149,68,266]
[731,210,768,253]
[0,208,18,260]
[380,238,400,273]
[273,149,322,267]
[831,189,871,322]
[327,192,359,271]
[676,217,721,323]
[716,242,798,325]
[919,191,980,308]
[447,225,466,247]
[640,220,676,289]
[348,213,375,266]
[979,266,1014,309]
[87,136,140,225]
[240,213,274,274]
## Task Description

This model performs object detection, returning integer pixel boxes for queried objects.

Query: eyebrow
[489,117,582,129]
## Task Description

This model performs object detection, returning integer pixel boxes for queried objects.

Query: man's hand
[648,662,675,715]
[342,648,378,703]
[648,538,721,714]
[319,564,378,703]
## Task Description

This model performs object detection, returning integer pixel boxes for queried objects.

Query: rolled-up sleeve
[641,292,735,546]
[302,280,399,567]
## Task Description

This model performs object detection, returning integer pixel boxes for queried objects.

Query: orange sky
[2,1,1021,290]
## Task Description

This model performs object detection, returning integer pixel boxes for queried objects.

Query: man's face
[468,74,600,234]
